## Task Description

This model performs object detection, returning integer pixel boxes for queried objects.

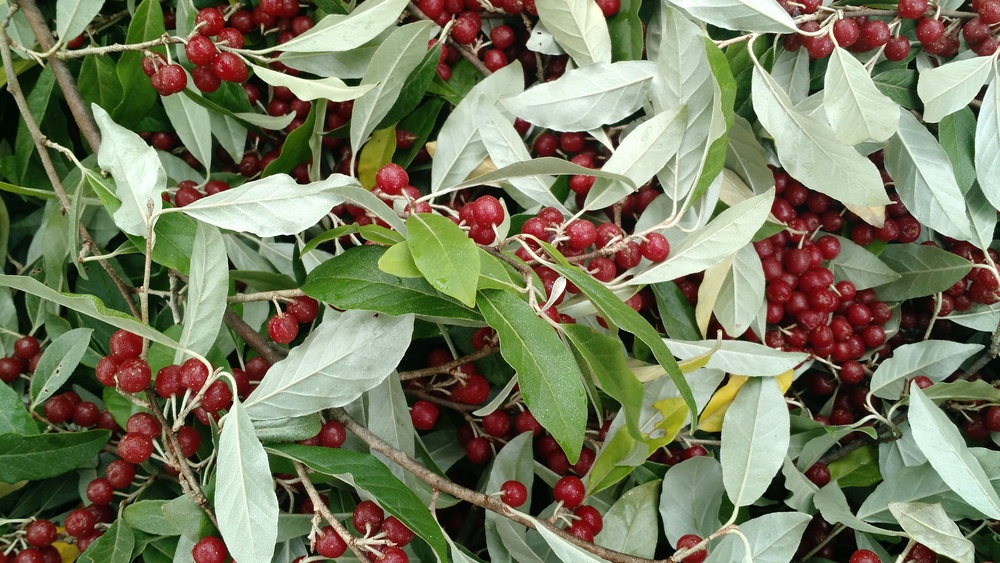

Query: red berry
[501,480,528,507]
[73,401,101,427]
[87,478,115,505]
[25,520,57,548]
[287,296,320,324]
[490,24,515,49]
[268,313,299,344]
[185,34,218,66]
[156,364,183,397]
[13,336,39,361]
[180,358,211,391]
[640,233,670,262]
[106,460,137,489]
[200,379,233,412]
[483,48,507,72]
[126,412,162,438]
[473,195,505,226]
[567,521,594,542]
[849,549,881,563]
[141,53,166,77]
[375,163,409,195]
[211,52,248,83]
[466,436,492,463]
[451,12,481,44]
[481,411,511,437]
[381,516,414,547]
[317,420,346,448]
[352,500,384,535]
[174,185,203,207]
[897,0,927,19]
[832,18,860,47]
[315,526,347,557]
[43,394,74,424]
[116,357,152,393]
[64,508,96,537]
[155,64,188,96]
[884,36,911,61]
[676,534,707,563]
[410,400,439,431]
[109,330,143,360]
[118,433,154,464]
[195,7,225,36]
[916,17,945,44]
[191,65,221,93]
[217,27,244,49]
[805,462,832,487]
[177,425,202,458]
[553,475,585,508]
[595,0,620,16]
[191,536,228,563]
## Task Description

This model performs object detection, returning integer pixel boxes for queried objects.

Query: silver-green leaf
[823,47,899,145]
[721,377,789,506]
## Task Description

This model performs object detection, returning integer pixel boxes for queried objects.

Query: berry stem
[292,461,369,560]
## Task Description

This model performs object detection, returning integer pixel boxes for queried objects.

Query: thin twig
[293,461,370,560]
[223,307,288,365]
[398,344,499,381]
[14,0,102,153]
[228,288,305,304]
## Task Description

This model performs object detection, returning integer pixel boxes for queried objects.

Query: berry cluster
[265,296,320,345]
[0,336,42,384]
[307,500,414,561]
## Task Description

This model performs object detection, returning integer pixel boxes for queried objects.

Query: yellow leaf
[698,369,795,432]
[698,375,748,432]
[0,480,26,499]
[695,255,734,337]
[358,126,397,189]
[648,397,689,450]
[676,338,723,374]
[844,202,885,228]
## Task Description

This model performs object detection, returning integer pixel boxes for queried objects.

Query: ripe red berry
[375,163,409,195]
[352,500,384,535]
[565,220,597,250]
[106,460,137,489]
[116,357,152,393]
[501,480,528,507]
[481,410,511,437]
[25,520,56,548]
[180,358,211,391]
[490,24,515,49]
[86,478,115,505]
[410,400,440,431]
[317,420,346,448]
[156,364,183,397]
[884,36,911,61]
[595,0,620,16]
[13,336,39,361]
[574,505,603,534]
[177,425,202,458]
[640,233,670,262]
[676,534,707,563]
[268,313,299,344]
[553,475,585,508]
[483,48,508,72]
[381,516,414,547]
[287,296,320,323]
[64,508,96,537]
[109,330,143,361]
[452,374,490,404]
[832,18,860,47]
[195,7,225,36]
[466,436,492,463]
[805,462,832,487]
[154,64,187,96]
[73,401,101,427]
[315,526,347,557]
[43,394,74,424]
[916,17,945,44]
[849,549,881,563]
[126,412,161,438]
[191,536,228,563]
[185,35,218,66]
[567,521,594,542]
[141,53,166,77]
[211,52,248,83]
[473,195,505,226]
[118,433,154,464]
[217,27,244,49]
[451,12,481,44]
[897,0,927,19]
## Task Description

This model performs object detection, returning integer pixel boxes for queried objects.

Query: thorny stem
[293,461,370,560]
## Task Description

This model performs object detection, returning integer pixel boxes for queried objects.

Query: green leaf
[0,275,179,350]
[940,107,977,194]
[500,61,655,132]
[29,328,93,409]
[770,48,810,104]
[564,324,643,439]
[351,21,434,158]
[660,456,725,545]
[478,289,587,463]
[174,222,227,362]
[542,248,696,426]
[393,97,445,169]
[918,55,994,123]
[123,500,179,536]
[534,0,611,66]
[303,246,482,321]
[268,444,450,561]
[679,0,795,33]
[169,173,358,238]
[250,63,374,103]
[888,502,974,563]
[629,190,774,285]
[56,0,106,42]
[909,384,1000,519]
[823,46,899,145]
[528,514,608,562]
[815,482,905,536]
[78,519,135,563]
[111,0,164,128]
[264,0,409,54]
[826,235,900,290]
[584,105,688,211]
[720,377,788,506]
[976,71,1000,211]
[484,433,535,561]
[884,109,972,241]
[870,340,983,400]
[78,55,123,113]
[751,64,888,208]
[378,241,423,278]
[0,383,37,435]
[873,69,919,109]
[252,414,323,443]
[161,85,212,171]
[596,480,660,558]
[261,103,319,177]
[874,243,973,301]
[406,213,480,307]
[244,310,413,420]
[163,494,211,541]
[606,0,642,61]
[377,42,441,130]
[217,399,279,563]
[0,429,110,483]
[713,245,765,338]
[651,282,701,341]
[92,104,167,237]
[704,511,811,563]
[663,338,808,377]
